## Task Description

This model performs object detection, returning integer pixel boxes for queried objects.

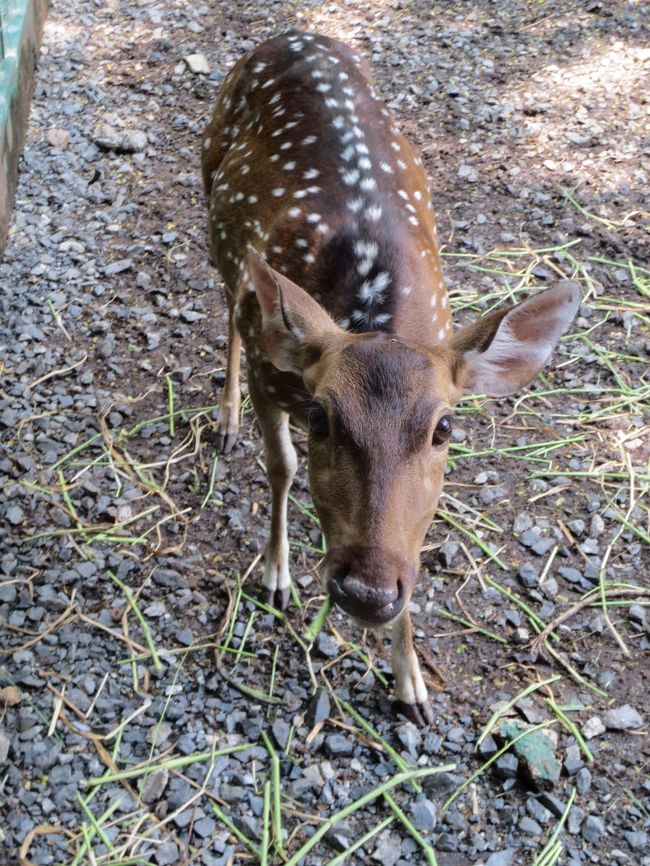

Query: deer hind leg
[215,303,242,453]
[391,611,434,726]
[248,377,297,610]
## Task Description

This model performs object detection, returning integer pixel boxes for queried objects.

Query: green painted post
[0,0,49,257]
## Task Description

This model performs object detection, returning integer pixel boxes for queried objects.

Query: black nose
[326,553,406,625]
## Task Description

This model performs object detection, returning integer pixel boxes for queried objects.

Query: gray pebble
[396,722,421,758]
[603,705,644,730]
[0,583,17,603]
[564,744,583,775]
[411,798,436,832]
[306,690,330,726]
[193,816,216,838]
[519,816,542,836]
[316,632,339,658]
[485,850,515,866]
[105,258,133,276]
[324,734,354,758]
[155,841,180,865]
[582,814,605,844]
[582,716,606,739]
[494,753,519,779]
[272,719,290,750]
[623,830,648,851]
[139,768,168,804]
[372,831,402,865]
[518,562,539,587]
[6,506,24,525]
[0,732,10,764]
[576,767,592,795]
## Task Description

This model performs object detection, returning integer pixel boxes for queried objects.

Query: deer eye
[308,403,329,440]
[432,414,453,446]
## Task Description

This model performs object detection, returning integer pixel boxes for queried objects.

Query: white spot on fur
[342,168,360,186]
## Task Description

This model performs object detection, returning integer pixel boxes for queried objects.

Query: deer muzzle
[323,546,415,626]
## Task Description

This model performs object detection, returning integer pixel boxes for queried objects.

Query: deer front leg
[215,304,242,453]
[248,378,297,610]
[391,611,433,726]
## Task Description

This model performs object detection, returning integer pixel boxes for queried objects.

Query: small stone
[144,601,166,618]
[582,815,605,844]
[532,537,555,556]
[411,798,436,832]
[538,793,566,819]
[518,562,539,587]
[372,831,402,866]
[603,705,644,730]
[623,831,648,852]
[520,816,542,836]
[94,124,146,153]
[316,632,339,658]
[0,732,10,763]
[185,53,210,74]
[558,566,582,584]
[564,744,583,775]
[324,734,354,758]
[105,258,134,276]
[485,851,515,866]
[272,719,290,750]
[438,541,458,567]
[458,163,478,182]
[305,689,330,727]
[566,131,590,145]
[629,604,646,626]
[0,583,17,603]
[6,506,24,525]
[568,805,586,835]
[527,797,553,824]
[582,717,606,739]
[575,767,592,795]
[478,734,498,758]
[155,841,180,866]
[139,768,168,804]
[233,815,261,841]
[493,753,519,779]
[46,127,70,148]
[325,823,353,852]
[396,722,421,758]
[146,722,172,747]
[193,816,216,838]
[513,512,534,534]
[589,514,605,537]
[567,519,586,536]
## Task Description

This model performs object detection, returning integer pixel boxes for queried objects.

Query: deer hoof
[214,403,240,453]
[393,698,434,727]
[264,586,292,611]
[215,421,239,454]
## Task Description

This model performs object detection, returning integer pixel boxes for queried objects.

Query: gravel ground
[1,2,649,865]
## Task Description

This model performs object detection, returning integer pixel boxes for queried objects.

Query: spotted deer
[201,30,579,724]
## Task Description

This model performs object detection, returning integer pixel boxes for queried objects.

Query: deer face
[303,336,455,625]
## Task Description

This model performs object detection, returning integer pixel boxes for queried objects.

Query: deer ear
[247,249,342,374]
[450,282,580,397]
